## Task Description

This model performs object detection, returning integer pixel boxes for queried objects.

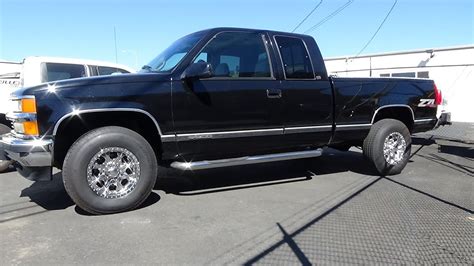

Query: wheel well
[372,107,414,132]
[53,111,161,168]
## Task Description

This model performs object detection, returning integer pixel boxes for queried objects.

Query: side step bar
[170,149,323,171]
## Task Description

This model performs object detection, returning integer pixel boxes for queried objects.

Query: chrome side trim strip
[52,108,163,136]
[161,135,176,142]
[175,128,283,142]
[371,104,415,124]
[336,123,372,131]
[284,125,332,134]
[171,149,323,170]
[414,118,437,124]
[172,123,369,142]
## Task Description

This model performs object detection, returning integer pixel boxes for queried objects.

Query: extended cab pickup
[0,28,450,214]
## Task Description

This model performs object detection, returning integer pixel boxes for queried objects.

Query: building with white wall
[325,45,474,123]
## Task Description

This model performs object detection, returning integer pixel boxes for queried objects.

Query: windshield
[141,31,206,73]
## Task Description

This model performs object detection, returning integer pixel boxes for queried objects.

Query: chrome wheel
[383,132,407,165]
[87,147,140,199]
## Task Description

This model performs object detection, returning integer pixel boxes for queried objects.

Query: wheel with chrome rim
[383,132,407,165]
[363,119,411,176]
[63,126,157,214]
[87,147,141,199]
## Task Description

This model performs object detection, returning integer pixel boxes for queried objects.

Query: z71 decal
[418,99,435,107]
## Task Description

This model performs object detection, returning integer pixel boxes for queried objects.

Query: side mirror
[181,61,213,80]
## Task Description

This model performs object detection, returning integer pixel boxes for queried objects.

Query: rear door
[272,35,333,147]
[172,31,283,160]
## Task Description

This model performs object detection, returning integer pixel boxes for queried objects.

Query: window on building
[417,71,429,78]
[194,32,271,78]
[391,72,416,78]
[275,36,314,79]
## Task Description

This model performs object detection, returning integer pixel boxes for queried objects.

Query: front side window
[275,36,314,79]
[194,32,272,78]
[42,63,86,82]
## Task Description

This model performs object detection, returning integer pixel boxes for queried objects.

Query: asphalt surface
[0,138,472,265]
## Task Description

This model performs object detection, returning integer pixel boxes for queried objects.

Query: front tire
[363,119,411,176]
[62,126,158,214]
[0,123,12,172]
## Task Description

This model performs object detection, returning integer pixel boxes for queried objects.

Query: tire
[363,119,411,176]
[62,126,158,214]
[0,123,12,172]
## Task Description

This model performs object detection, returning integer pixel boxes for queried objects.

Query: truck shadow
[16,148,377,214]
[18,172,161,216]
[19,172,73,210]
[155,148,380,195]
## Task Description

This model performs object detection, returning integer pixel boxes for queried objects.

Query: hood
[13,72,172,97]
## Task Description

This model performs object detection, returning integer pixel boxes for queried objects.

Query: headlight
[7,96,39,136]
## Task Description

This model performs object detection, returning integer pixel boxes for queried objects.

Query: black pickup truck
[0,28,450,214]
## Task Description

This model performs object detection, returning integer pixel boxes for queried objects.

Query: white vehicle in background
[0,56,135,171]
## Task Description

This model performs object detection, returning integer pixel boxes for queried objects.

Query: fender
[371,104,415,124]
[52,108,174,142]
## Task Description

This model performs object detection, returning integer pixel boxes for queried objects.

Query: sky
[1,0,473,70]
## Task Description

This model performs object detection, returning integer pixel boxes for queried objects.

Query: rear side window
[275,36,314,79]
[42,63,86,82]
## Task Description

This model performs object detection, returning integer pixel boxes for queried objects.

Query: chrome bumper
[0,134,53,181]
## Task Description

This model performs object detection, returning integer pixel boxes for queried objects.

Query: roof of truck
[196,27,313,39]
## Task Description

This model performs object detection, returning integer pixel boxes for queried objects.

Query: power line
[353,0,398,58]
[304,0,354,34]
[291,0,323,33]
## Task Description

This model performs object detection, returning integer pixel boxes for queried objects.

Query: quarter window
[194,32,272,78]
[97,66,130,75]
[275,36,314,79]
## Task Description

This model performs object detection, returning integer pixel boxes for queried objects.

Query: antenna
[114,26,118,63]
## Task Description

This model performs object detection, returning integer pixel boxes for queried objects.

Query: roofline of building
[324,44,474,61]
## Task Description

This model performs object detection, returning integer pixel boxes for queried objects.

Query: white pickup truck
[0,56,135,171]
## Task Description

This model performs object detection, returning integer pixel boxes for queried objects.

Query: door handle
[267,89,282,99]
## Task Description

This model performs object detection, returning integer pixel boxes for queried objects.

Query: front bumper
[0,134,53,181]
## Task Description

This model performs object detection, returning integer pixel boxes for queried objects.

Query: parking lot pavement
[0,138,472,265]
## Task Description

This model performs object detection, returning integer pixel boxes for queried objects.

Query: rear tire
[0,123,12,172]
[62,126,158,214]
[363,119,411,176]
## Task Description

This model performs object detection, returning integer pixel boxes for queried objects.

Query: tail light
[434,83,442,106]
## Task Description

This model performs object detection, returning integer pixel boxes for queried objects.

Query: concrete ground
[0,138,472,265]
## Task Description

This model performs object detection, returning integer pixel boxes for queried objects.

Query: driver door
[171,31,283,161]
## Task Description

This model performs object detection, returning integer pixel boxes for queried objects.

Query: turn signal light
[21,98,37,113]
[13,121,39,136]
[23,121,39,136]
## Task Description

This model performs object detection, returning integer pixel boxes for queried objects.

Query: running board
[170,149,323,171]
